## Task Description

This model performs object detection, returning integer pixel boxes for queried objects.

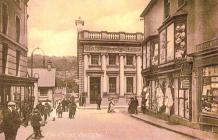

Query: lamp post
[30,47,46,77]
[75,17,84,106]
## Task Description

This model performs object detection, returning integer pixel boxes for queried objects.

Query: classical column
[136,55,142,96]
[101,53,107,96]
[83,54,89,93]
[119,54,125,96]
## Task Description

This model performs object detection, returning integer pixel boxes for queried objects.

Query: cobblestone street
[14,109,197,140]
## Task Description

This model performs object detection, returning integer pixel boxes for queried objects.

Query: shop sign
[181,79,190,89]
[211,83,218,88]
[211,77,218,82]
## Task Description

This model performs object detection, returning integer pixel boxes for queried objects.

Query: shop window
[109,77,116,93]
[164,0,170,19]
[126,55,134,65]
[16,50,20,76]
[2,3,8,34]
[178,0,185,7]
[91,54,99,65]
[126,77,133,93]
[109,54,116,65]
[2,43,8,74]
[202,66,218,114]
[16,16,21,42]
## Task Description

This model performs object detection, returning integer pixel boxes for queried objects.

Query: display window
[201,66,218,114]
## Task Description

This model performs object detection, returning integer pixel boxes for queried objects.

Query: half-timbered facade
[140,0,218,132]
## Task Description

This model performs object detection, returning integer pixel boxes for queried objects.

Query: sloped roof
[28,68,56,87]
[140,0,157,17]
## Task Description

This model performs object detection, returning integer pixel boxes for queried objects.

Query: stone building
[140,0,218,132]
[77,30,143,105]
[0,0,36,111]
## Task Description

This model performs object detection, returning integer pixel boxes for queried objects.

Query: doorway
[90,77,101,104]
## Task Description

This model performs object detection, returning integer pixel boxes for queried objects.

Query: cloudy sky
[28,0,149,56]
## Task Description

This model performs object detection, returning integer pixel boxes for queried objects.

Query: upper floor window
[159,23,175,64]
[146,42,151,68]
[164,0,170,19]
[109,77,116,93]
[142,44,146,69]
[109,54,116,65]
[16,16,21,42]
[151,43,159,66]
[178,0,185,7]
[2,43,8,74]
[16,50,20,76]
[126,55,134,65]
[126,77,133,93]
[2,3,8,34]
[91,54,99,65]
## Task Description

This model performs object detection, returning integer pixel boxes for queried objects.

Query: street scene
[1,0,218,140]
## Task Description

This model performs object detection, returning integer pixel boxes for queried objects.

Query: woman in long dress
[165,85,174,115]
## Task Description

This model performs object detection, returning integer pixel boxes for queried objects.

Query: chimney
[47,60,52,71]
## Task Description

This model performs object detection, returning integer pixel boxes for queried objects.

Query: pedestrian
[107,98,115,113]
[36,102,44,117]
[56,103,62,118]
[2,101,21,140]
[68,101,77,119]
[96,95,102,110]
[141,96,146,114]
[21,102,29,126]
[134,96,139,114]
[43,103,49,121]
[128,97,135,114]
[61,99,67,112]
[30,108,44,139]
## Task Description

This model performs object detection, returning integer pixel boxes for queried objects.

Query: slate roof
[28,68,56,87]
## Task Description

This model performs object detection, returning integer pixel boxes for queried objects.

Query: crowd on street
[1,96,78,140]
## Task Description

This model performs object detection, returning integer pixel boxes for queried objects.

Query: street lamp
[31,47,46,77]
[75,17,84,106]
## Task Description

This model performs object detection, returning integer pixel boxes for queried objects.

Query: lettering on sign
[181,79,190,89]
[84,45,141,53]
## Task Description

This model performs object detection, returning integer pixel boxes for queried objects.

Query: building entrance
[90,77,101,104]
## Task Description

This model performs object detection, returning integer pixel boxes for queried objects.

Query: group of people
[128,96,139,114]
[56,98,77,119]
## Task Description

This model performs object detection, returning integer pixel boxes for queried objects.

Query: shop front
[192,41,218,132]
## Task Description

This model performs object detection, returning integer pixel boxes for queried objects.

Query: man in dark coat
[96,95,102,110]
[134,96,139,114]
[68,101,77,119]
[36,102,44,117]
[30,108,43,139]
[3,101,21,140]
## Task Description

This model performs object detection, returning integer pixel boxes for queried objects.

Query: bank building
[77,29,143,105]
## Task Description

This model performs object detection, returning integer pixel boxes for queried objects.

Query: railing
[80,30,143,41]
[195,38,218,52]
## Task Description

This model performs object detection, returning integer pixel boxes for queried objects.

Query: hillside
[27,55,78,93]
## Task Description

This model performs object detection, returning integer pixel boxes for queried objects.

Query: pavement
[131,113,218,140]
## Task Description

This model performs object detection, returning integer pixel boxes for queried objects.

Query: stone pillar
[101,54,107,96]
[136,55,142,96]
[84,54,89,93]
[119,54,125,96]
[192,68,199,123]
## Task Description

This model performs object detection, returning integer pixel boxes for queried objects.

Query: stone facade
[0,0,35,116]
[78,30,143,105]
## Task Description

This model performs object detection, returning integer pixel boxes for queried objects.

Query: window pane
[16,16,21,42]
[146,42,150,68]
[126,77,133,93]
[160,30,166,64]
[91,55,99,65]
[151,43,158,65]
[167,23,174,62]
[143,45,146,69]
[126,55,133,65]
[2,4,8,34]
[109,55,116,65]
[109,77,116,93]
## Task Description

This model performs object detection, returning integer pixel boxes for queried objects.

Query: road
[22,109,197,140]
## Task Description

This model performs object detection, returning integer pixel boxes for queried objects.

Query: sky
[28,0,150,56]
